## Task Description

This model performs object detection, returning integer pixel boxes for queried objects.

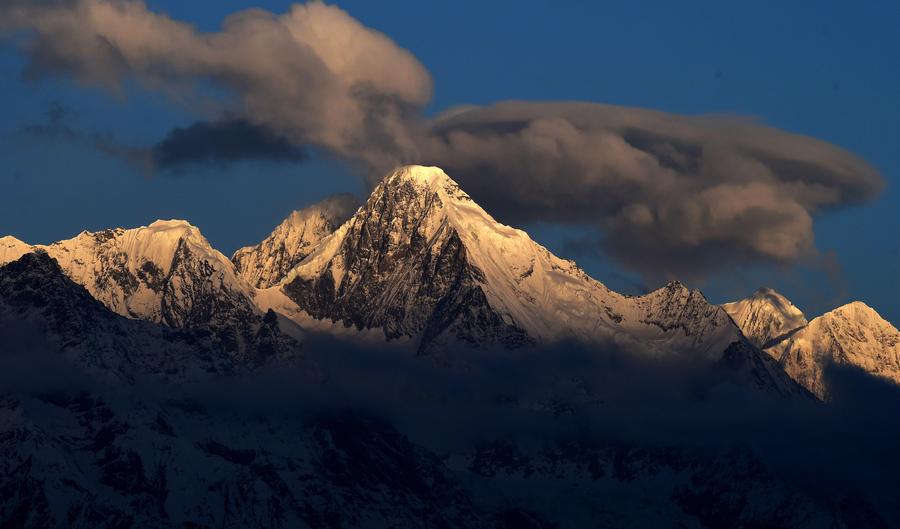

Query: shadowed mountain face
[0,166,898,528]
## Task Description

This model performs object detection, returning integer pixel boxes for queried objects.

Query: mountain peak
[32,220,257,332]
[0,235,33,265]
[748,287,791,304]
[145,219,205,241]
[52,219,221,279]
[277,166,769,368]
[387,165,454,187]
[148,218,197,229]
[380,165,473,202]
[663,280,688,292]
[832,300,876,315]
[2,249,60,278]
[233,194,360,288]
[767,299,898,398]
[820,301,894,332]
[723,287,807,348]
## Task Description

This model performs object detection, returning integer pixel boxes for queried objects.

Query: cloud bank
[1,0,431,169]
[0,0,884,280]
[421,102,883,279]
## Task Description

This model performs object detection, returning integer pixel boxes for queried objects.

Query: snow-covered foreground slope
[723,288,807,348]
[232,194,359,288]
[766,301,900,398]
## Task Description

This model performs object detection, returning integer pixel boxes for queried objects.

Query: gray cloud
[97,118,308,173]
[0,1,885,281]
[418,102,883,280]
[0,0,431,171]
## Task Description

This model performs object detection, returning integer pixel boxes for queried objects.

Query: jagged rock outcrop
[232,194,359,288]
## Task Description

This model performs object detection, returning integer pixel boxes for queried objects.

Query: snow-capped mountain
[266,165,802,395]
[0,255,886,528]
[3,221,283,357]
[3,167,898,528]
[0,235,31,264]
[0,166,803,397]
[232,194,359,288]
[0,252,298,381]
[723,288,808,348]
[276,167,734,352]
[766,301,900,398]
[725,288,900,398]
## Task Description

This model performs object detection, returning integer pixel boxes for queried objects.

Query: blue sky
[0,0,897,322]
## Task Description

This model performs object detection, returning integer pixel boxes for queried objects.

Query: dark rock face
[158,240,277,359]
[284,174,531,353]
[715,340,814,397]
[638,283,725,334]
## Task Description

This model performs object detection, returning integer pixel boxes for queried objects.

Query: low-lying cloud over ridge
[0,0,884,279]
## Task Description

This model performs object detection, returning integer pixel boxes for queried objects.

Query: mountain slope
[2,221,288,356]
[723,288,808,348]
[0,236,31,265]
[0,255,888,528]
[270,165,803,397]
[0,252,298,380]
[277,166,738,354]
[232,194,359,288]
[40,220,253,327]
[766,301,900,398]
